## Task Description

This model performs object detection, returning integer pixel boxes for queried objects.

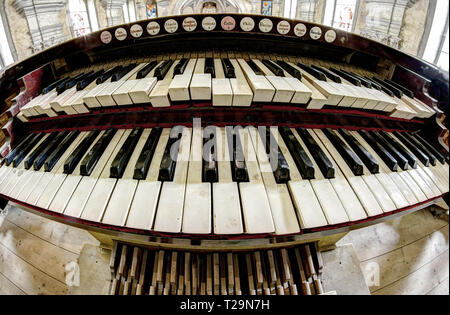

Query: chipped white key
[153,127,192,233]
[248,127,300,234]
[213,127,244,235]
[64,129,126,218]
[181,126,212,234]
[102,129,151,226]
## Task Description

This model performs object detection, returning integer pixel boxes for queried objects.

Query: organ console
[0,14,448,295]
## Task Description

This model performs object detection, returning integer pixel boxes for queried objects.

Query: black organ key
[24,132,58,169]
[263,128,290,183]
[204,58,215,78]
[96,66,123,84]
[34,131,70,171]
[80,128,117,176]
[77,69,105,90]
[173,58,189,76]
[133,127,162,180]
[56,73,85,94]
[371,77,403,98]
[393,132,430,167]
[296,63,327,81]
[364,77,394,97]
[44,131,81,172]
[329,68,361,86]
[323,129,364,176]
[154,60,174,80]
[67,72,93,90]
[221,58,235,78]
[42,78,69,94]
[246,60,265,76]
[111,63,137,82]
[110,127,143,179]
[158,127,183,182]
[202,128,218,183]
[401,132,437,166]
[261,59,285,77]
[297,128,334,178]
[384,79,415,98]
[64,130,101,174]
[412,134,446,165]
[338,129,379,174]
[379,131,417,169]
[311,65,341,83]
[279,127,315,180]
[359,130,398,171]
[276,60,302,80]
[232,129,249,182]
[225,127,249,182]
[369,131,409,170]
[136,61,158,79]
[347,71,377,89]
[12,133,45,167]
[4,133,37,166]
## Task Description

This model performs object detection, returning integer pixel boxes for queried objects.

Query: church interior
[0,0,448,297]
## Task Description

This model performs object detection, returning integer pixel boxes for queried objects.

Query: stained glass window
[147,0,158,18]
[68,0,91,37]
[332,0,357,32]
[261,1,273,16]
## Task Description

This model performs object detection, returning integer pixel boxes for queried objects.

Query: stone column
[101,0,127,26]
[13,0,69,53]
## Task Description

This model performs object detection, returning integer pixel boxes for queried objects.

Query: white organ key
[237,58,275,102]
[49,87,78,114]
[350,131,411,209]
[357,131,419,205]
[283,59,327,109]
[6,134,52,199]
[280,73,312,105]
[102,129,151,226]
[27,132,86,207]
[190,58,212,100]
[213,127,244,234]
[290,128,350,225]
[299,71,343,106]
[275,130,328,228]
[49,131,105,213]
[312,129,384,217]
[229,59,253,106]
[248,127,300,234]
[129,77,158,104]
[169,58,197,101]
[1,134,48,196]
[181,126,212,234]
[237,127,275,234]
[153,127,192,233]
[35,132,90,210]
[64,129,126,218]
[20,94,43,117]
[127,60,162,104]
[80,129,133,222]
[318,129,395,213]
[150,60,178,107]
[308,129,370,220]
[212,58,233,106]
[251,59,294,103]
[126,129,169,230]
[97,64,146,107]
[388,132,444,197]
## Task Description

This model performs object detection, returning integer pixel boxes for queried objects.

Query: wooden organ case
[0,14,448,295]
